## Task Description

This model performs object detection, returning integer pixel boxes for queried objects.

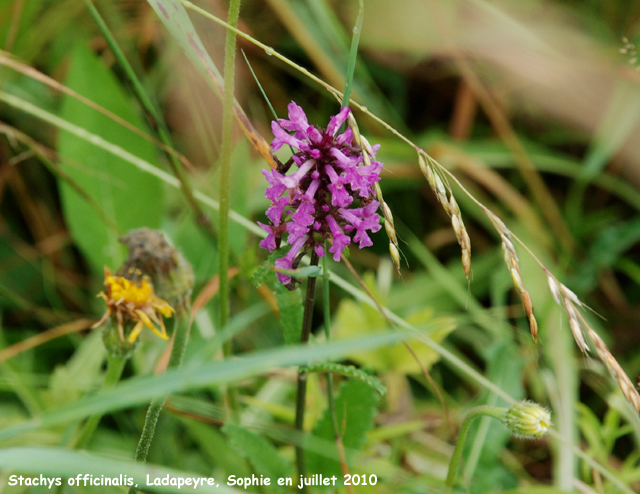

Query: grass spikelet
[587,325,640,414]
[564,300,589,353]
[418,153,472,280]
[545,269,640,411]
[347,114,401,272]
[501,234,538,341]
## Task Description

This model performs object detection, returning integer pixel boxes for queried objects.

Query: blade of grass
[0,331,412,441]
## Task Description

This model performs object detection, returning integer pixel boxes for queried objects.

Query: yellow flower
[92,267,174,343]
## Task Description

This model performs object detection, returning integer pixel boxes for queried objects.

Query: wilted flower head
[504,401,552,439]
[93,267,174,344]
[259,102,383,287]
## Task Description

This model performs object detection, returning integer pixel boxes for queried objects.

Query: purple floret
[258,101,384,287]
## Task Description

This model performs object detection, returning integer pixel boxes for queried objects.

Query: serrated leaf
[222,423,292,490]
[306,363,386,396]
[253,249,283,287]
[306,379,378,486]
[57,45,162,274]
[275,283,303,345]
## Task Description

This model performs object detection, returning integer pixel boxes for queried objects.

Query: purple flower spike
[258,102,384,287]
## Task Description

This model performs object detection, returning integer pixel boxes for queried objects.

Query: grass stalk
[218,0,242,422]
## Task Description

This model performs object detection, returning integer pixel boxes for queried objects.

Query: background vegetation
[0,0,639,493]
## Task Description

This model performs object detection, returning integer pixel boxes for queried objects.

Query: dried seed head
[547,274,562,305]
[564,300,589,353]
[418,153,430,179]
[510,266,525,294]
[589,327,640,414]
[360,135,374,157]
[560,284,582,307]
[528,313,539,341]
[384,218,397,244]
[460,228,471,252]
[389,242,401,271]
[449,195,460,216]
[451,214,462,240]
[462,248,471,280]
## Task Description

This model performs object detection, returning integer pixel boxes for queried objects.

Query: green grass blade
[0,331,412,441]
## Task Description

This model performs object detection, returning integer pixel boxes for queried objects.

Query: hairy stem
[322,247,353,494]
[128,313,191,494]
[295,251,320,488]
[444,406,507,494]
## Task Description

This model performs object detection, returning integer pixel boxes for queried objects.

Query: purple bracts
[259,102,383,285]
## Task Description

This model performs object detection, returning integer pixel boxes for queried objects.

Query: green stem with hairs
[218,0,242,422]
[295,251,320,490]
[73,354,126,448]
[321,244,340,447]
[128,312,191,494]
[444,406,507,494]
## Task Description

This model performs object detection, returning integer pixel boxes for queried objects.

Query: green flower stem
[128,313,191,494]
[295,251,320,490]
[72,354,126,449]
[444,406,507,494]
[82,0,216,240]
[321,244,340,448]
[218,0,242,423]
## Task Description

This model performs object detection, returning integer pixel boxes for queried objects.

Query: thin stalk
[73,354,126,448]
[322,247,353,494]
[444,406,507,494]
[295,251,320,489]
[340,0,363,108]
[218,0,242,422]
[128,313,191,494]
[321,246,339,441]
[82,0,216,240]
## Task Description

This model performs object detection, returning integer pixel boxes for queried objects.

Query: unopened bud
[505,401,551,439]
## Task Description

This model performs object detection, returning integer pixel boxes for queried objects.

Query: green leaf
[222,423,292,489]
[275,283,303,345]
[307,379,378,486]
[57,45,162,274]
[252,249,283,287]
[306,363,386,396]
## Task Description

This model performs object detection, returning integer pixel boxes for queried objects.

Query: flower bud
[504,401,551,439]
